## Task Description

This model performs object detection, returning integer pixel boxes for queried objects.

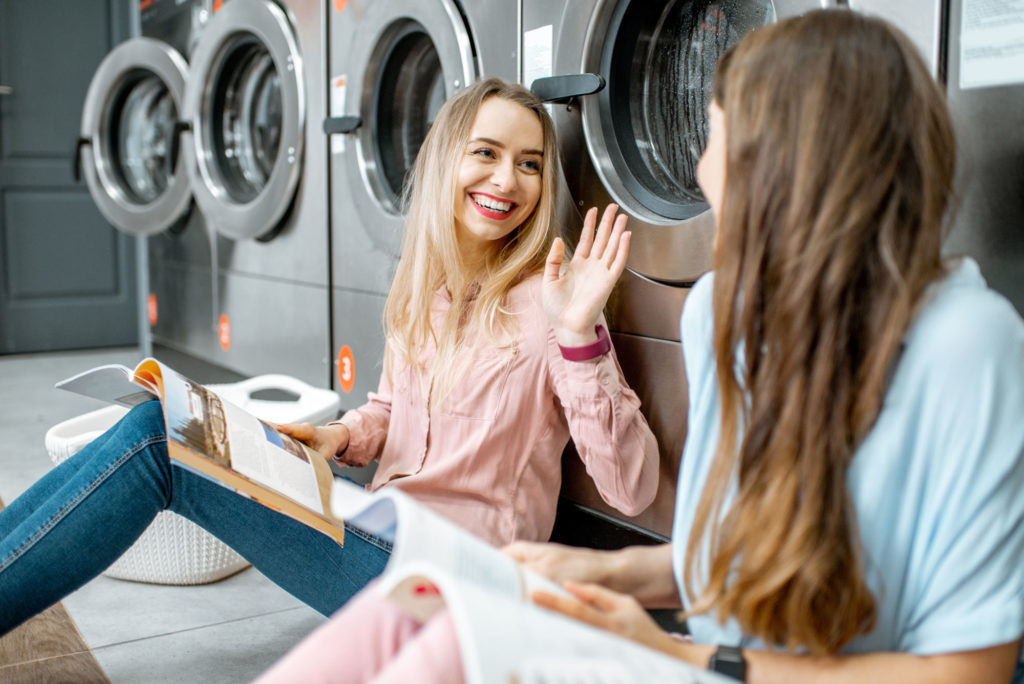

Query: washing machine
[843,3,1024,317]
[324,0,521,407]
[525,0,845,539]
[77,0,220,371]
[180,0,331,388]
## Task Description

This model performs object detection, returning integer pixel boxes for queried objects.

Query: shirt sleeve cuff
[327,412,364,459]
[558,350,621,398]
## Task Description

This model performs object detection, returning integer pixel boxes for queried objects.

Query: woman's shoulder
[686,271,715,313]
[906,258,1024,371]
[680,271,715,344]
[890,258,1024,450]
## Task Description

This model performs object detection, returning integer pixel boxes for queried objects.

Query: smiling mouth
[471,193,516,216]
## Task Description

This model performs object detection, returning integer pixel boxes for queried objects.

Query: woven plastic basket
[44,375,341,585]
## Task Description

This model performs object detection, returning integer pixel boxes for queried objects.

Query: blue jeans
[0,401,390,635]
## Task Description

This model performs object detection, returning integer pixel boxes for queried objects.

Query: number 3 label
[337,345,356,393]
[218,314,231,351]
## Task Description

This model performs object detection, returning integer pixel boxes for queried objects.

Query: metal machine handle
[72,136,91,183]
[0,85,12,96]
[323,115,362,135]
[530,74,606,104]
[168,120,192,173]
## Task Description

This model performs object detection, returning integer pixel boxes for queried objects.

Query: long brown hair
[684,10,956,653]
[384,78,559,403]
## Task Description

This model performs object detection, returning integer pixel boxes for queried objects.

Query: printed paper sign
[523,25,554,92]
[331,75,348,155]
[960,0,1024,89]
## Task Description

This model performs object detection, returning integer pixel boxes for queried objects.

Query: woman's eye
[473,148,495,159]
[520,159,541,173]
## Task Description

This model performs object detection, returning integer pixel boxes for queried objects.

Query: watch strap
[557,324,611,362]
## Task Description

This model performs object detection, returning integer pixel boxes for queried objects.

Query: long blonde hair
[383,78,559,403]
[684,10,956,654]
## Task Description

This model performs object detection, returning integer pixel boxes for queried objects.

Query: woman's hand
[542,204,631,347]
[273,422,351,462]
[507,542,682,608]
[537,585,1023,684]
[503,541,614,586]
[532,582,702,665]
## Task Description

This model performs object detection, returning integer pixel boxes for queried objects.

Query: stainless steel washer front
[183,0,304,240]
[327,0,484,410]
[79,37,192,236]
[337,0,475,265]
[525,0,826,538]
[575,0,781,284]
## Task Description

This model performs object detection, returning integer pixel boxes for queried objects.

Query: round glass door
[79,38,192,236]
[184,0,303,240]
[208,35,283,204]
[108,73,177,204]
[338,0,475,259]
[366,20,448,211]
[587,0,775,222]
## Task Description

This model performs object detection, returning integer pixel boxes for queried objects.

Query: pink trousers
[255,583,466,684]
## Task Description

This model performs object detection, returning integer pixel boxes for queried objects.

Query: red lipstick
[470,193,517,220]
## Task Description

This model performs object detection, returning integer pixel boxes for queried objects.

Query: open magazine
[57,358,347,544]
[58,358,723,683]
[330,478,729,684]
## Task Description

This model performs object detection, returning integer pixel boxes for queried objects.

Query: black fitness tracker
[708,645,747,681]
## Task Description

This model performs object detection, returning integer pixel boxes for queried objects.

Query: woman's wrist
[327,422,351,457]
[554,325,599,347]
[599,546,647,592]
[666,641,714,669]
[557,324,611,361]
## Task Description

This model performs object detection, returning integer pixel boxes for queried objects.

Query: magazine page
[330,480,564,622]
[55,361,159,407]
[395,565,728,684]
[151,360,346,545]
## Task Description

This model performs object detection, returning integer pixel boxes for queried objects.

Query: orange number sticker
[333,0,347,12]
[218,314,231,351]
[147,293,158,327]
[337,345,356,393]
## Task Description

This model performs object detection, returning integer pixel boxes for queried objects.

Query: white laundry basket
[45,374,341,585]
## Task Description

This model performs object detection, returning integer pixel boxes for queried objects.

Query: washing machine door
[577,0,785,283]
[183,0,303,241]
[77,38,192,236]
[335,0,475,255]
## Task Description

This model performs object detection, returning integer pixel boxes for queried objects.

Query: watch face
[710,646,746,681]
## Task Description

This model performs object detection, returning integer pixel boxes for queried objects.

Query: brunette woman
[259,10,1024,683]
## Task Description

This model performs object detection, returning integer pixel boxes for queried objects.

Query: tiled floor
[0,347,326,682]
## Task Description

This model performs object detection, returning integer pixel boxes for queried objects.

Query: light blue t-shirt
[672,258,1024,655]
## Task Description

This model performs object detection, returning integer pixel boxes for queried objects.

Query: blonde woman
[259,10,1024,684]
[0,78,658,634]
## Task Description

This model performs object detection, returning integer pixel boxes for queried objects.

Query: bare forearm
[596,544,680,608]
[655,640,1020,684]
[505,541,679,608]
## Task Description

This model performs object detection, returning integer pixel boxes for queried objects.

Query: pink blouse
[337,274,659,547]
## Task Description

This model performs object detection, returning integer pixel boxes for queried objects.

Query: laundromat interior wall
[4,0,1023,540]
[0,1,139,355]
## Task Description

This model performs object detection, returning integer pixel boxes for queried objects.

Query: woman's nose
[490,161,517,192]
